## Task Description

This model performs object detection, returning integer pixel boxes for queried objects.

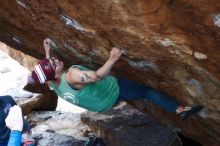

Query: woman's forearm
[7,131,22,146]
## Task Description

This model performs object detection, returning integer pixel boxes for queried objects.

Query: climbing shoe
[177,105,203,120]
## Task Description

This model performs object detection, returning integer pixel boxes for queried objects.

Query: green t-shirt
[50,65,119,112]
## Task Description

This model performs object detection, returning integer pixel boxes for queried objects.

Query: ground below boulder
[26,111,93,146]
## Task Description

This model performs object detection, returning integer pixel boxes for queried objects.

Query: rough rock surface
[0,42,38,71]
[81,102,181,146]
[27,111,93,146]
[0,0,220,145]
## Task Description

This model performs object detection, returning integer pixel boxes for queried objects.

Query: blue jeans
[117,78,179,113]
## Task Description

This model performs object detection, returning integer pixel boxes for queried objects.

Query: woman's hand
[5,105,23,132]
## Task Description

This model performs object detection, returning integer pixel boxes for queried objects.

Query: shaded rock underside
[81,103,182,146]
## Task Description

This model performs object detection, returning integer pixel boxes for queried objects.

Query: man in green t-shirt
[28,38,203,119]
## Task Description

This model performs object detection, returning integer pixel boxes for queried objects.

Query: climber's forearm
[45,49,50,59]
[43,38,52,59]
[96,59,115,79]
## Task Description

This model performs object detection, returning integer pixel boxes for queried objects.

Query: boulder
[81,103,181,146]
[23,83,58,112]
[0,0,219,145]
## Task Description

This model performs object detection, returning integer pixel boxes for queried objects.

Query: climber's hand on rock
[109,47,122,63]
[43,38,51,51]
[43,38,52,58]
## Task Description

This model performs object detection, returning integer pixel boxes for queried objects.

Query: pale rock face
[27,111,92,146]
[0,0,220,145]
[212,13,220,28]
[0,49,31,98]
